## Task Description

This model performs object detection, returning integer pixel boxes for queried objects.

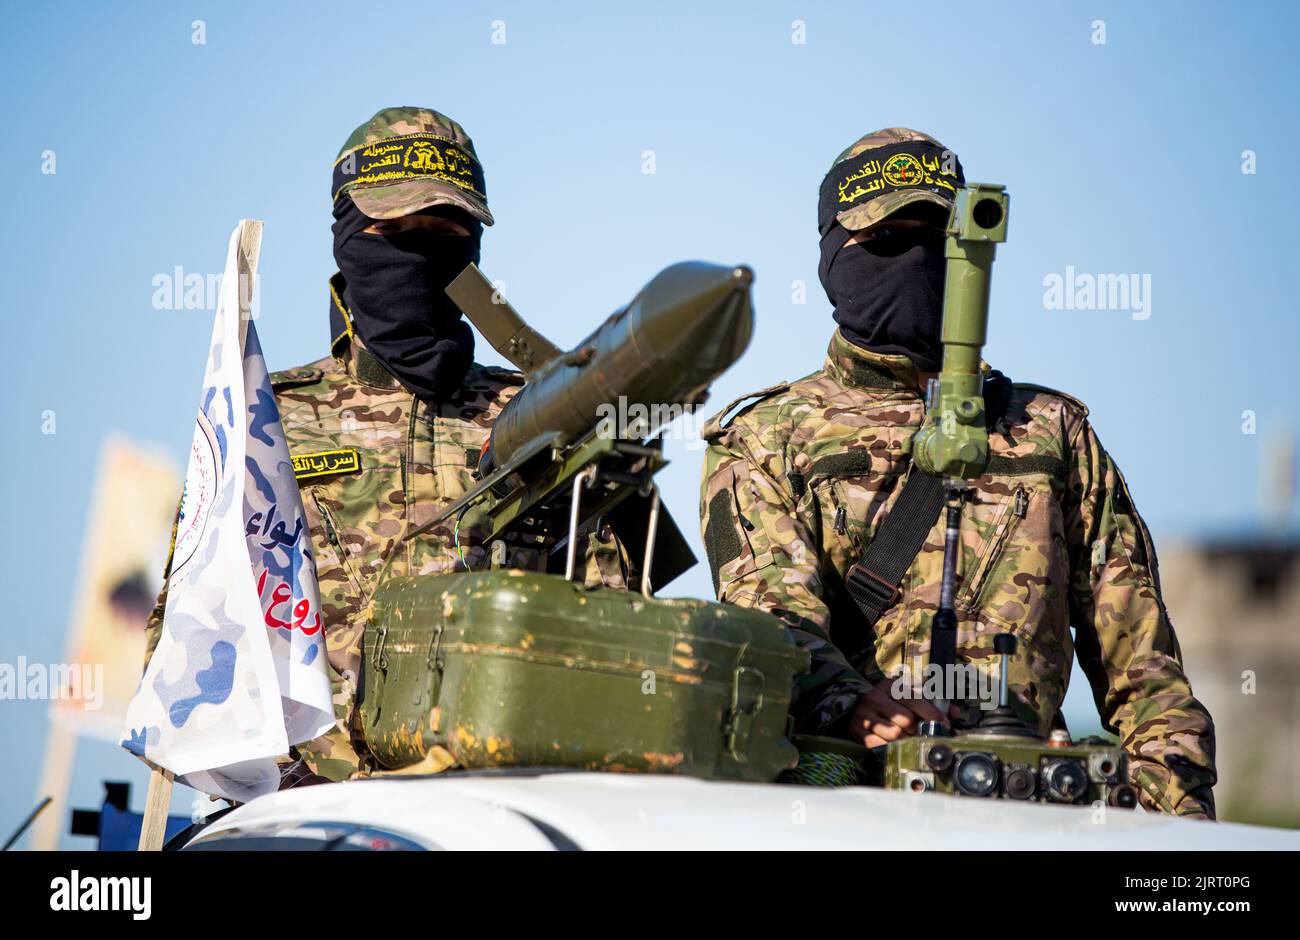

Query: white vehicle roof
[185,771,1300,851]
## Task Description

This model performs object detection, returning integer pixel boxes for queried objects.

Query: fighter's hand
[849,683,956,748]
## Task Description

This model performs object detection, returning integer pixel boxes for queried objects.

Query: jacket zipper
[311,490,364,596]
[960,484,1027,611]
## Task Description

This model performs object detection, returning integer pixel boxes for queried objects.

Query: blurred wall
[1160,539,1300,826]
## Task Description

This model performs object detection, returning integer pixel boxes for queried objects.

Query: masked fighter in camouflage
[700,128,1216,817]
[143,107,627,783]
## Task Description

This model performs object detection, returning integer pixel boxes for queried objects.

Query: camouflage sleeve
[701,425,869,734]
[1064,419,1217,817]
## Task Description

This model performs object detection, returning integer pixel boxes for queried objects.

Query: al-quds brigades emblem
[881,152,924,186]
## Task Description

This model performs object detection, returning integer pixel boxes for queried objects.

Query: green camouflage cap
[818,127,964,234]
[332,107,493,224]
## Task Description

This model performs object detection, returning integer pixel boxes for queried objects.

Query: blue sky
[2,1,1296,844]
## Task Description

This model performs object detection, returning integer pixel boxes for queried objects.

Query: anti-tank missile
[448,261,754,476]
[403,262,756,591]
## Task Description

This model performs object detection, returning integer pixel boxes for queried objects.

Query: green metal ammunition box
[359,570,809,781]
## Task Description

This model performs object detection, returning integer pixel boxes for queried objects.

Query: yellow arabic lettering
[442,147,475,177]
[359,154,401,174]
[838,177,885,204]
[345,168,485,198]
[837,160,882,195]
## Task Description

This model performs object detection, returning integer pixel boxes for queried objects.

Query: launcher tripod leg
[640,485,661,599]
[564,467,597,582]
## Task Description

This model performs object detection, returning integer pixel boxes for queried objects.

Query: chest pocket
[801,437,911,575]
[958,483,1030,610]
[958,469,1069,640]
[305,452,404,606]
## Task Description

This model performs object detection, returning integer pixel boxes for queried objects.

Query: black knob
[994,634,1017,656]
[925,743,954,773]
[1004,767,1036,800]
[1109,784,1139,809]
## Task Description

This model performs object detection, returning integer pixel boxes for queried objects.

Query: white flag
[122,220,334,802]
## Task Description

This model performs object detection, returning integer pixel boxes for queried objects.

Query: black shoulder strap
[843,469,945,636]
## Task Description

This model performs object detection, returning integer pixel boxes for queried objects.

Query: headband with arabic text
[818,141,965,235]
[332,134,487,204]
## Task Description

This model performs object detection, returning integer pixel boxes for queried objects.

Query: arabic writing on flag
[121,220,334,801]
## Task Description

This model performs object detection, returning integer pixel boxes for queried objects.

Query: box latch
[415,622,447,709]
[724,663,766,763]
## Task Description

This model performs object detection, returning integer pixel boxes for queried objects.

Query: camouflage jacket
[144,276,628,781]
[700,330,1217,816]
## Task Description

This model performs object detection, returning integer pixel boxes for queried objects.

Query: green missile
[449,261,755,476]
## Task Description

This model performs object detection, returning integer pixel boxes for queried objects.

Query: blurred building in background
[1160,424,1299,827]
[1162,539,1299,826]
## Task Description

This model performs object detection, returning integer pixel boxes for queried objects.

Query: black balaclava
[332,195,480,403]
[819,219,947,374]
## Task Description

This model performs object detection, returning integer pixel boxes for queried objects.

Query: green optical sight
[907,183,1010,480]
